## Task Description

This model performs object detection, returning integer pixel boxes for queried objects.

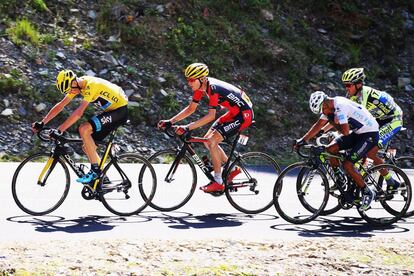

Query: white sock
[214,173,223,184]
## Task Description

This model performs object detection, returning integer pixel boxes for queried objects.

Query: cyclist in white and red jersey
[32,70,128,184]
[294,91,379,211]
[158,63,254,193]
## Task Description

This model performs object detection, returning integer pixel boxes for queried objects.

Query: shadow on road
[6,215,149,234]
[270,215,411,238]
[141,211,278,230]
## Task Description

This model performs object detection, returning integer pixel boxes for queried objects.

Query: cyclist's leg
[204,123,227,165]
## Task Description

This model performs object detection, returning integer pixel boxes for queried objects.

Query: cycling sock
[91,163,101,174]
[214,173,223,184]
[384,172,392,181]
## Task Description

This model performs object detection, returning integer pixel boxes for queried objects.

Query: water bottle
[202,155,213,172]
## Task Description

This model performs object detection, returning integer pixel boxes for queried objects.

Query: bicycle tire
[225,152,281,214]
[99,153,157,216]
[140,149,197,212]
[296,167,342,216]
[357,164,412,226]
[394,156,414,217]
[273,162,330,224]
[12,152,70,216]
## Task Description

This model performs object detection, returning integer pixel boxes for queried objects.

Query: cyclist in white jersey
[294,91,379,211]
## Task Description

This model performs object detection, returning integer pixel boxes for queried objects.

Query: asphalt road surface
[1,162,413,242]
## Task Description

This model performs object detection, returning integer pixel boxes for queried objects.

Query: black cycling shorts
[211,110,253,140]
[88,105,128,141]
[335,131,379,163]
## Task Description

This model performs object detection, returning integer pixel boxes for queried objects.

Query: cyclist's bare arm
[170,101,198,124]
[321,122,334,133]
[41,94,73,125]
[302,118,328,142]
[188,108,216,131]
[338,123,350,136]
[58,100,89,132]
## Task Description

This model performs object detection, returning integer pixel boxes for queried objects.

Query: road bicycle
[314,131,414,217]
[273,144,412,225]
[12,127,157,216]
[139,125,281,214]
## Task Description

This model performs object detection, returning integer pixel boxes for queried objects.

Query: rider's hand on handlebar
[32,121,44,133]
[175,125,189,136]
[49,129,63,140]
[293,138,307,151]
[157,119,172,130]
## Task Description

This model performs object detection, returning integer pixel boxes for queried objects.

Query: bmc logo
[224,120,240,132]
[100,116,112,125]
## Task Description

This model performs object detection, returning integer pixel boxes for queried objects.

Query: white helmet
[309,91,327,114]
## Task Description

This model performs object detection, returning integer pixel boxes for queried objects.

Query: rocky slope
[0,1,413,162]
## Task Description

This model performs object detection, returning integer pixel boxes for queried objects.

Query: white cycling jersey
[321,96,379,134]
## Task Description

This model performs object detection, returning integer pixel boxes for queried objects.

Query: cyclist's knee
[79,122,93,136]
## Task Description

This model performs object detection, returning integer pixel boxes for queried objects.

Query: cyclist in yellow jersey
[342,67,403,193]
[32,70,128,184]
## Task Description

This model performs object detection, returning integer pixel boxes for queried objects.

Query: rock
[128,101,140,107]
[85,70,96,77]
[160,89,168,97]
[156,5,164,13]
[56,52,66,60]
[261,9,274,21]
[99,69,109,75]
[398,77,411,88]
[327,72,336,78]
[35,103,47,113]
[124,89,134,97]
[317,28,328,34]
[157,77,166,83]
[18,106,27,116]
[107,35,121,43]
[3,99,9,107]
[405,84,414,92]
[267,109,276,115]
[87,10,97,19]
[334,54,350,67]
[39,69,49,76]
[1,108,13,116]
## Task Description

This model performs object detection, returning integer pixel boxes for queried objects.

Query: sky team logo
[100,115,112,125]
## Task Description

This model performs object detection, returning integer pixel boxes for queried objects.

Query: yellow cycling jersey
[67,76,128,111]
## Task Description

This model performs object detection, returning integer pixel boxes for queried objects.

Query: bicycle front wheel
[100,153,157,216]
[395,156,414,217]
[140,149,197,212]
[273,162,329,224]
[358,164,412,226]
[12,152,70,216]
[225,152,281,214]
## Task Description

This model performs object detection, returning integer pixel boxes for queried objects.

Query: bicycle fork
[37,155,58,186]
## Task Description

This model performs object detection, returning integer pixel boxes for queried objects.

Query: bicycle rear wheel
[12,152,70,216]
[225,152,281,214]
[358,164,412,225]
[100,153,157,216]
[140,149,197,212]
[273,162,329,224]
[296,167,342,216]
[394,156,414,217]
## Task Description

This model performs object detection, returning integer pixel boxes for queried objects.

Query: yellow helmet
[184,63,209,79]
[56,69,77,94]
[342,68,365,84]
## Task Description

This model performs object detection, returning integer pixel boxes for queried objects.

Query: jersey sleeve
[335,104,348,124]
[192,90,203,103]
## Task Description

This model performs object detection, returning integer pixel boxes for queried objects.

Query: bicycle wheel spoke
[273,163,329,224]
[143,149,197,211]
[395,156,414,217]
[12,153,70,216]
[226,152,281,214]
[358,164,412,225]
[100,153,156,216]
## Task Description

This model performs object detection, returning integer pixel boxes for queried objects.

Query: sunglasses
[344,83,354,88]
[187,78,199,83]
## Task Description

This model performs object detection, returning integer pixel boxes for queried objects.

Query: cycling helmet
[309,91,327,114]
[184,63,209,79]
[56,69,77,94]
[341,68,365,84]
